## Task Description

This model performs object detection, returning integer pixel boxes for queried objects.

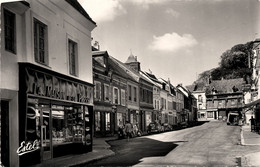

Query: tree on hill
[193,41,253,85]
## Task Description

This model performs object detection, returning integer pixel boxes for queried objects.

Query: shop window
[105,113,110,131]
[95,112,101,131]
[34,18,48,65]
[4,9,16,53]
[104,84,110,101]
[68,39,78,76]
[26,98,91,152]
[121,89,126,106]
[113,87,120,104]
[94,81,101,100]
[117,113,123,127]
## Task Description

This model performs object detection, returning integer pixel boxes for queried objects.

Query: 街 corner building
[1,0,96,166]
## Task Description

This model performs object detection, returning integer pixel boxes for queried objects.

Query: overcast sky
[78,0,259,86]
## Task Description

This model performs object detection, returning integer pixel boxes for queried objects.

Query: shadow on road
[86,137,178,166]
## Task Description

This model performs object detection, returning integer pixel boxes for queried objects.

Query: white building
[1,1,96,166]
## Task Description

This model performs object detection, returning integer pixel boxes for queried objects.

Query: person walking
[250,116,255,132]
[125,121,132,141]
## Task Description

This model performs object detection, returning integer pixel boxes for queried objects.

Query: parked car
[227,112,239,125]
[162,123,173,132]
[147,122,163,134]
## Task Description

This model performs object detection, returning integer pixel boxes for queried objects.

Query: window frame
[121,89,126,106]
[4,9,16,54]
[68,39,78,76]
[34,18,48,65]
[94,81,101,100]
[133,87,137,102]
[104,83,110,102]
[128,85,132,101]
[113,87,120,104]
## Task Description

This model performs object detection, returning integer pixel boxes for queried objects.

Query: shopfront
[94,105,114,137]
[18,63,94,166]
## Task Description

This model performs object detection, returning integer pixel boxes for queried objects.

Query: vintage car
[147,122,163,134]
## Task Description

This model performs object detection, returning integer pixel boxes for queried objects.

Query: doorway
[1,100,9,167]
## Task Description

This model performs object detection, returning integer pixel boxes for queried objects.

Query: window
[199,104,202,109]
[105,112,110,131]
[134,87,137,102]
[68,40,78,76]
[207,111,213,118]
[113,87,120,104]
[95,112,101,131]
[104,84,110,101]
[4,9,16,53]
[34,18,48,64]
[94,81,101,100]
[128,85,132,100]
[198,95,202,102]
[121,89,126,106]
[231,99,236,106]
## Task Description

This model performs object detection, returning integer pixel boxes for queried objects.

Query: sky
[2,0,258,86]
[78,0,259,86]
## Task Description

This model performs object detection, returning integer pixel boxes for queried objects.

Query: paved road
[85,121,260,166]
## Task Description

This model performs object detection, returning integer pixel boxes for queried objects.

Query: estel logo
[17,140,40,156]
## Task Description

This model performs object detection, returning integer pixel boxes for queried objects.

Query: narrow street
[85,121,260,166]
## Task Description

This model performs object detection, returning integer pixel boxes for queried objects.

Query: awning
[244,99,260,108]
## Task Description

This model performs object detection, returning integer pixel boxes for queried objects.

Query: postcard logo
[17,140,40,156]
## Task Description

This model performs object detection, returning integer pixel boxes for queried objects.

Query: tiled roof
[109,56,140,82]
[65,0,96,25]
[207,78,245,94]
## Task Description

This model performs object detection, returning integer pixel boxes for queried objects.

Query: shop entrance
[38,103,52,161]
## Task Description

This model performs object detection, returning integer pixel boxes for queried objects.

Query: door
[1,100,9,167]
[38,103,52,161]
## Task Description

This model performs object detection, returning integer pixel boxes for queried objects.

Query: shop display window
[26,98,92,149]
[95,112,101,131]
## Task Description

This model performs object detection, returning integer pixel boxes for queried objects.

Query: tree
[194,41,254,84]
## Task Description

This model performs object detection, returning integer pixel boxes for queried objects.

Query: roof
[109,56,140,82]
[65,0,96,25]
[92,51,108,57]
[206,78,245,94]
[140,71,159,87]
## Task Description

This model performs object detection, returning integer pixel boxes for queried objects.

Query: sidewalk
[33,136,117,167]
[241,125,260,167]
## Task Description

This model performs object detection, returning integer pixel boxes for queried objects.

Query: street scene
[1,0,260,167]
[85,121,260,166]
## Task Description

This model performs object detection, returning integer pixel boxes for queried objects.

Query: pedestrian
[125,121,132,141]
[250,116,255,132]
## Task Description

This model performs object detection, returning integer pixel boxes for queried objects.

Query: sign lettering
[25,68,93,104]
[17,140,40,156]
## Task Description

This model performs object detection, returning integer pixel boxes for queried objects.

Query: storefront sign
[25,68,93,104]
[17,140,40,156]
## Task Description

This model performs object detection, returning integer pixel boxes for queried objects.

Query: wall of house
[1,1,95,91]
[127,80,139,110]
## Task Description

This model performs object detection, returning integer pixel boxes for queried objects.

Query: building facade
[1,1,95,166]
[206,79,244,120]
